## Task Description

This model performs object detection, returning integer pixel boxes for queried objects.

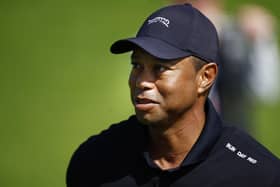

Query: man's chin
[135,112,165,126]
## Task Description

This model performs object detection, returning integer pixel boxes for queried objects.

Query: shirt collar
[141,99,223,170]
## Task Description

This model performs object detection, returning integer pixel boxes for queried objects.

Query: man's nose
[135,69,155,90]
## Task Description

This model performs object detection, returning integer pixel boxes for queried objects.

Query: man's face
[129,48,200,126]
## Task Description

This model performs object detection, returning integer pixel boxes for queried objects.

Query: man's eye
[131,62,141,69]
[155,65,167,73]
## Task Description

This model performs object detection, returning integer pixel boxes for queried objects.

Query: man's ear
[197,63,218,94]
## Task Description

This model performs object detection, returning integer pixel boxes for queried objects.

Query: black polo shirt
[66,101,280,187]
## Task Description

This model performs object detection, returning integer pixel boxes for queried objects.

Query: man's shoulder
[66,115,145,186]
[210,124,280,174]
[199,124,280,186]
[221,125,279,163]
[85,115,141,145]
[70,115,144,160]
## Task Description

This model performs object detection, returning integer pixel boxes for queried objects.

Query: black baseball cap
[110,3,219,63]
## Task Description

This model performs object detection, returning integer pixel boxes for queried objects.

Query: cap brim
[110,37,192,60]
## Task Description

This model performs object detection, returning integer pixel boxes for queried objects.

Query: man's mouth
[136,98,157,104]
[134,98,159,111]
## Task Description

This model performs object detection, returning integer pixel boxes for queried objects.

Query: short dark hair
[191,56,207,71]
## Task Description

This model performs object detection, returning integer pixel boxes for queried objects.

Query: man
[66,4,280,187]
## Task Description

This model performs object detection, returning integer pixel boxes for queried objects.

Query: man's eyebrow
[130,52,138,60]
[130,55,180,67]
[157,58,181,66]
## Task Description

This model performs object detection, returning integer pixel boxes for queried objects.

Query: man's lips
[134,97,159,111]
[135,98,158,104]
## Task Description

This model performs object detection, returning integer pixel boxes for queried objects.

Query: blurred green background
[0,0,279,186]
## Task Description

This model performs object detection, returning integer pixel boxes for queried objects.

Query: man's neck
[147,104,206,170]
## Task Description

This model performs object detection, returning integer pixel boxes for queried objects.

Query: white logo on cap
[148,17,170,28]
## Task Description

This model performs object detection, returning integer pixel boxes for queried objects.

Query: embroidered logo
[225,142,258,164]
[148,17,170,28]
